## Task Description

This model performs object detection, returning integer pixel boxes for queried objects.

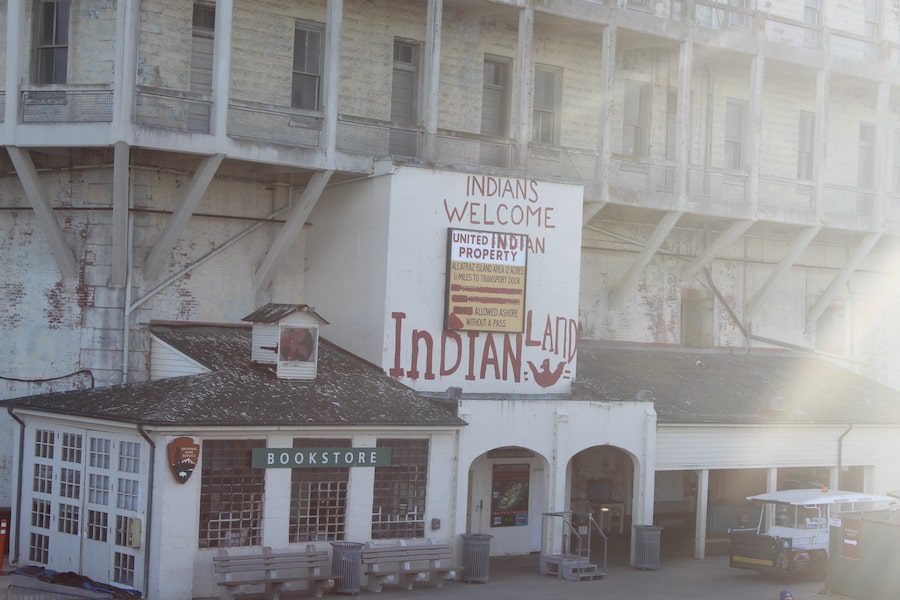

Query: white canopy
[747,488,897,507]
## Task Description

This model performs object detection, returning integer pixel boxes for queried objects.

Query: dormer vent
[241,304,329,380]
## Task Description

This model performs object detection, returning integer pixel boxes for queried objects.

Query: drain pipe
[7,408,24,564]
[837,424,854,488]
[137,424,156,599]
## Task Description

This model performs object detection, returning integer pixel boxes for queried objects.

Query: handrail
[588,513,609,573]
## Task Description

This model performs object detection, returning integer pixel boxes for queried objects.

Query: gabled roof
[574,342,900,425]
[241,303,329,324]
[2,324,463,428]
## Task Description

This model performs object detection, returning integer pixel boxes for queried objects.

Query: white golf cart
[729,489,896,578]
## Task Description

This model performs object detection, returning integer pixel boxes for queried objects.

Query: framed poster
[445,228,528,333]
[491,463,530,527]
[841,517,861,560]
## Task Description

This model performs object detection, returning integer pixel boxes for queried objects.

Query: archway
[567,445,637,565]
[466,446,551,556]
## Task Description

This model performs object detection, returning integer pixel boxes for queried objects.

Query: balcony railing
[134,86,212,134]
[228,100,321,148]
[21,86,113,123]
[527,144,599,182]
[622,0,685,21]
[435,130,513,170]
[829,29,879,61]
[758,174,813,211]
[688,166,747,204]
[823,183,875,217]
[761,13,821,50]
[694,0,754,32]
[611,155,675,194]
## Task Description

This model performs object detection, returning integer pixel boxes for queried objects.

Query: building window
[29,533,49,564]
[33,0,70,84]
[289,438,349,543]
[481,57,510,138]
[87,510,108,542]
[724,99,745,171]
[199,440,265,548]
[116,478,139,511]
[118,441,141,474]
[113,552,136,587]
[292,21,324,111]
[60,467,81,499]
[89,437,111,469]
[188,3,215,132]
[35,430,54,459]
[533,65,562,145]
[58,503,79,535]
[623,81,649,158]
[797,111,815,180]
[61,433,82,463]
[803,0,820,47]
[88,473,110,505]
[31,499,51,529]
[33,464,52,495]
[864,0,879,56]
[371,439,429,539]
[858,122,876,189]
[391,39,420,126]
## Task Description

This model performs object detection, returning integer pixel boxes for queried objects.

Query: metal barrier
[228,100,321,148]
[758,175,814,210]
[823,184,876,217]
[21,88,113,123]
[134,87,212,134]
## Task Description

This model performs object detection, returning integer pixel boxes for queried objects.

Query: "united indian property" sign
[251,447,392,468]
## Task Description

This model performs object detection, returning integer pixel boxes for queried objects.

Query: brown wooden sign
[167,437,200,484]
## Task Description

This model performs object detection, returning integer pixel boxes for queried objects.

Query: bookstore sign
[252,447,392,468]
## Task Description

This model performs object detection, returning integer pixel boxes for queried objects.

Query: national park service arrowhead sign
[167,437,200,484]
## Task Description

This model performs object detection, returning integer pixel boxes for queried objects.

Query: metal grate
[199,439,265,548]
[289,438,349,543]
[87,510,108,542]
[33,464,53,495]
[61,433,82,463]
[88,473,109,505]
[113,552,135,587]
[31,499,51,529]
[371,439,429,539]
[35,430,54,459]
[118,441,141,474]
[89,437,111,469]
[29,533,49,564]
[116,478,139,511]
[59,468,81,499]
[57,503,79,535]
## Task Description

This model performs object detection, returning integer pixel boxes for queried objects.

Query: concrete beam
[513,7,534,169]
[4,0,23,133]
[675,39,692,204]
[322,0,343,161]
[609,211,682,309]
[808,232,882,325]
[744,225,821,323]
[694,469,709,560]
[596,23,617,203]
[582,201,606,226]
[747,53,764,212]
[142,153,224,280]
[111,142,130,287]
[7,147,79,282]
[112,0,140,137]
[422,0,443,161]
[212,0,235,137]
[255,170,333,290]
[680,220,754,282]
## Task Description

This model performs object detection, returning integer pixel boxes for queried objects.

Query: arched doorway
[567,445,636,565]
[467,446,550,556]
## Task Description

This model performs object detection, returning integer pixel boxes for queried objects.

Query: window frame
[622,80,649,158]
[289,438,351,543]
[532,63,563,146]
[291,19,325,112]
[797,110,815,181]
[391,38,421,127]
[724,98,747,172]
[858,121,876,190]
[481,55,511,139]
[32,0,70,85]
[371,438,429,539]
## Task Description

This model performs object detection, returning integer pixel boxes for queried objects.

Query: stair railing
[589,512,609,573]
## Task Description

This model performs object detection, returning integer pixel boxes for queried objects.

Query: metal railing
[688,165,748,204]
[20,86,113,123]
[829,28,880,61]
[612,155,676,193]
[228,99,321,148]
[694,0,754,32]
[823,183,876,217]
[134,86,212,134]
[761,13,821,50]
[622,0,685,21]
[758,174,814,211]
[435,130,513,169]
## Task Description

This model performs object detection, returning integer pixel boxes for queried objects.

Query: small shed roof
[241,303,329,324]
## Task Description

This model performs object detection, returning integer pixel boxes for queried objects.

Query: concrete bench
[361,540,456,592]
[213,545,336,600]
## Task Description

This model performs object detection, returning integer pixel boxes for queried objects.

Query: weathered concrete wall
[138,0,193,89]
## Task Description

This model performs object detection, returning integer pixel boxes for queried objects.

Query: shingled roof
[2,324,464,428]
[574,342,900,425]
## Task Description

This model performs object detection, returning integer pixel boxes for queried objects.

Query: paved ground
[0,555,828,599]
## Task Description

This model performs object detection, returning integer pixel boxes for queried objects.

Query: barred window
[29,533,49,564]
[33,464,53,495]
[289,438,349,543]
[31,499,51,529]
[87,510,108,542]
[118,441,141,474]
[113,552,135,587]
[61,432,82,463]
[90,437,111,469]
[199,440,265,548]
[371,439,429,539]
[35,430,54,459]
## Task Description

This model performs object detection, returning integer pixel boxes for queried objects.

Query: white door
[49,428,86,572]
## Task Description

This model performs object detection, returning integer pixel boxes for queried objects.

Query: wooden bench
[213,545,336,600]
[361,540,456,592]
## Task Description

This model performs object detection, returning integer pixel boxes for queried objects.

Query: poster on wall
[445,228,528,333]
[841,517,861,560]
[491,463,530,527]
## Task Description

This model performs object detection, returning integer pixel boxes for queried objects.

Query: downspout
[7,408,24,564]
[137,424,156,598]
[837,424,853,488]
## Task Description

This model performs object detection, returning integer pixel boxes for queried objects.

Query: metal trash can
[633,525,663,570]
[331,541,364,594]
[461,533,493,583]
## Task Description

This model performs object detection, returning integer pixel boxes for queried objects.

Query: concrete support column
[212,0,235,137]
[675,39,693,205]
[513,7,534,170]
[766,467,778,493]
[4,0,24,134]
[346,434,377,542]
[546,409,569,555]
[112,0,140,138]
[262,434,293,548]
[829,467,840,491]
[111,142,130,287]
[694,469,709,560]
[813,65,830,220]
[748,53,765,213]
[597,23,617,202]
[875,79,890,224]
[422,0,442,161]
[322,0,343,162]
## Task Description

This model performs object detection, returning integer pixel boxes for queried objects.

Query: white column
[345,434,377,542]
[4,0,24,134]
[694,469,709,560]
[322,0,343,162]
[748,53,764,212]
[262,434,293,548]
[112,0,140,138]
[111,142,130,287]
[766,467,778,493]
[422,0,442,161]
[597,23,617,202]
[212,0,234,137]
[675,39,693,205]
[829,467,839,491]
[513,7,534,169]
